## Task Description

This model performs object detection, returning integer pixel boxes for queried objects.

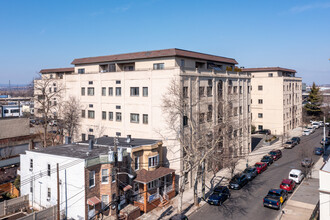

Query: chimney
[126,135,131,143]
[89,139,94,150]
[65,136,72,144]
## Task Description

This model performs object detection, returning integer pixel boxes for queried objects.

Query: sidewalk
[138,128,303,220]
[278,156,322,220]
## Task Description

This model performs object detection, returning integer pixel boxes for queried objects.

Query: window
[87,87,94,96]
[130,113,139,123]
[239,86,242,94]
[258,85,263,91]
[135,157,139,171]
[268,73,273,77]
[101,169,109,183]
[81,87,85,96]
[101,195,109,208]
[258,99,263,104]
[124,65,134,71]
[102,87,106,96]
[82,133,86,141]
[116,80,121,84]
[143,87,148,97]
[89,128,94,132]
[116,105,121,109]
[53,101,57,106]
[258,125,263,130]
[258,113,263,118]
[199,87,204,97]
[89,104,93,108]
[153,63,164,70]
[143,114,148,124]
[50,74,53,79]
[109,112,113,121]
[180,59,185,67]
[148,155,159,168]
[88,81,93,85]
[88,110,95,119]
[30,159,33,170]
[183,87,188,98]
[248,105,250,113]
[108,87,113,96]
[239,106,242,115]
[148,179,159,189]
[47,164,51,176]
[207,112,212,122]
[89,171,95,187]
[54,87,57,92]
[116,112,122,122]
[115,87,121,96]
[248,86,250,94]
[207,86,212,97]
[130,87,139,96]
[183,116,188,126]
[233,86,237,94]
[109,64,116,72]
[47,188,51,198]
[199,113,205,123]
[49,87,52,93]
[102,111,106,120]
[234,107,238,116]
[78,68,85,74]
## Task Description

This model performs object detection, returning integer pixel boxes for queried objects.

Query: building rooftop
[242,67,296,73]
[40,67,74,74]
[71,48,238,65]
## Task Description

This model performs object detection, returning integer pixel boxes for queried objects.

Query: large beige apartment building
[36,49,252,175]
[242,67,302,136]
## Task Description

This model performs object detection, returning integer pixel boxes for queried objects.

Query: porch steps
[159,198,169,207]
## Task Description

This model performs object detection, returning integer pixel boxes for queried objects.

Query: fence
[18,205,57,220]
[0,195,29,218]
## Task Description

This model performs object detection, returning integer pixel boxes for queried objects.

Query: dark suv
[229,174,249,190]
[269,150,282,161]
[261,155,274,166]
[291,137,301,144]
[207,186,231,206]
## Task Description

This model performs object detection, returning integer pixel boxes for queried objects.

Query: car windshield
[214,187,224,193]
[286,141,293,144]
[281,183,290,187]
[255,164,262,167]
[303,158,311,163]
[315,148,322,151]
[269,152,276,155]
[263,156,270,160]
[290,174,298,178]
[244,168,253,173]
[268,191,280,197]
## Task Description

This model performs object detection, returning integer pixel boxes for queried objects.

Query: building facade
[319,156,330,220]
[243,67,302,135]
[36,49,252,177]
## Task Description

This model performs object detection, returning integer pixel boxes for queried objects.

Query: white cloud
[290,2,330,13]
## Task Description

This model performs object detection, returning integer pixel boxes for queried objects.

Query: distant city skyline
[0,0,329,85]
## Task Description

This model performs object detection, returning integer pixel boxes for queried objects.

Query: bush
[265,136,277,142]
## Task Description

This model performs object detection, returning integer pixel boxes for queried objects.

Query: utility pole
[323,116,326,150]
[57,163,60,220]
[114,136,119,220]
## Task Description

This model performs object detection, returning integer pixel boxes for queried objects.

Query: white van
[289,169,304,184]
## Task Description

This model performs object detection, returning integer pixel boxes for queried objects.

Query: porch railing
[148,192,160,203]
[165,184,173,193]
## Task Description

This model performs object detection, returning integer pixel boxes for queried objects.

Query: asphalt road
[189,128,327,220]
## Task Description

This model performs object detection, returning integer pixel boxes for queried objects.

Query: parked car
[284,140,297,149]
[255,162,267,174]
[207,186,231,206]
[301,157,314,168]
[291,137,301,144]
[311,122,320,129]
[269,150,282,161]
[256,129,271,135]
[320,138,330,145]
[289,169,304,184]
[261,155,274,166]
[307,127,315,133]
[303,129,311,136]
[314,147,324,155]
[263,189,288,210]
[229,174,249,190]
[280,179,296,193]
[243,167,258,180]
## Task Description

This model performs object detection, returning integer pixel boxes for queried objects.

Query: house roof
[40,67,74,73]
[135,167,175,184]
[71,48,238,65]
[242,67,296,73]
[79,136,161,148]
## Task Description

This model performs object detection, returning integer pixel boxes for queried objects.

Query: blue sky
[0,0,330,85]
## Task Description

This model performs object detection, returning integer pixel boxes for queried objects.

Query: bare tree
[60,96,82,141]
[33,74,63,147]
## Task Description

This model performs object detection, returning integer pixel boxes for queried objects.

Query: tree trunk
[193,167,200,206]
[178,171,186,213]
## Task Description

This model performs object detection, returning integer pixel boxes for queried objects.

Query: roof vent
[126,135,131,143]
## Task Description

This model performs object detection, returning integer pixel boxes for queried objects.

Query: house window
[82,133,86,141]
[199,113,205,123]
[258,85,263,91]
[239,106,242,115]
[258,99,263,104]
[258,113,263,118]
[207,112,212,122]
[87,87,94,96]
[268,73,273,77]
[115,87,121,96]
[49,87,52,93]
[116,112,122,122]
[88,110,95,119]
[130,87,139,96]
[101,169,109,183]
[54,87,57,92]
[102,87,106,96]
[81,87,85,96]
[116,105,121,109]
[143,87,148,97]
[30,159,33,170]
[199,87,204,97]
[101,195,109,208]
[47,164,51,176]
[89,171,95,187]
[183,87,188,98]
[180,59,185,67]
[88,81,93,85]
[233,86,237,94]
[234,107,238,116]
[130,113,139,123]
[47,188,51,198]
[153,63,164,70]
[102,111,106,120]
[135,157,139,171]
[148,179,159,189]
[78,68,85,74]
[89,104,93,108]
[108,87,113,96]
[124,65,134,71]
[248,105,250,113]
[82,110,85,118]
[109,64,116,72]
[248,86,250,94]
[89,128,93,132]
[109,112,113,121]
[116,80,121,84]
[143,114,148,124]
[207,86,212,97]
[148,155,159,168]
[183,116,188,126]
[258,125,263,130]
[239,86,242,94]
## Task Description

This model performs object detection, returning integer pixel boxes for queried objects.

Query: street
[190,128,325,220]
